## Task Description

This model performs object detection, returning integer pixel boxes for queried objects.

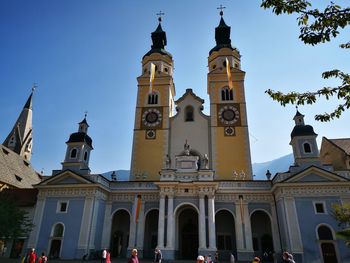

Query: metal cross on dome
[217,4,226,16]
[156,11,165,22]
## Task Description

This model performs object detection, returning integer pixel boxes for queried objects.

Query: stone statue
[184,140,190,156]
[165,154,171,169]
[202,154,209,169]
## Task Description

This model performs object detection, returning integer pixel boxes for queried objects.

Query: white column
[208,195,216,250]
[27,195,46,248]
[242,202,253,251]
[234,202,244,251]
[78,197,95,251]
[199,195,206,249]
[166,195,175,249]
[101,201,112,249]
[88,199,99,249]
[157,194,165,248]
[128,195,138,249]
[136,201,145,249]
[270,202,281,253]
[284,197,303,252]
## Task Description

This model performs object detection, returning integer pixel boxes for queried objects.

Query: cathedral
[1,12,350,263]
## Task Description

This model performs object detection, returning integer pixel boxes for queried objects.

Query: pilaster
[101,201,112,249]
[199,194,207,249]
[207,195,216,250]
[157,194,166,248]
[77,196,95,257]
[284,197,303,253]
[166,194,175,249]
[128,195,138,249]
[136,201,145,254]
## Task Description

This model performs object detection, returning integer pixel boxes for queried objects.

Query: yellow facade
[208,48,253,180]
[130,53,175,181]
[131,21,252,181]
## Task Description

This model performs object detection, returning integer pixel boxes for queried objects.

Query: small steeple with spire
[290,109,320,168]
[61,114,93,175]
[78,112,89,133]
[293,106,305,126]
[3,85,35,161]
[209,5,233,55]
[143,12,172,58]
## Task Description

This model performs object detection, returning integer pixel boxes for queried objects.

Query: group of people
[21,248,47,263]
[101,248,111,263]
[251,250,296,263]
[196,252,219,263]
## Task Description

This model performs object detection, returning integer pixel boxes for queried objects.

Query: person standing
[38,252,48,263]
[101,249,107,263]
[230,253,235,263]
[128,249,139,263]
[197,255,205,263]
[106,250,111,263]
[154,248,162,263]
[28,248,36,263]
[207,254,212,263]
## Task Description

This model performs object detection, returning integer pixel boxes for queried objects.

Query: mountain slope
[252,153,293,180]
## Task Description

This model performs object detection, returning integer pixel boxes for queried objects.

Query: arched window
[185,106,194,122]
[70,148,77,158]
[303,143,312,153]
[221,87,233,101]
[148,93,158,105]
[84,151,88,161]
[52,223,64,238]
[318,225,333,240]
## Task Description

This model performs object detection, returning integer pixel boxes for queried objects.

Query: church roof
[24,92,33,110]
[0,145,41,188]
[209,17,233,55]
[290,124,317,139]
[66,132,93,148]
[175,88,204,105]
[143,22,172,59]
[79,117,89,126]
[327,138,350,155]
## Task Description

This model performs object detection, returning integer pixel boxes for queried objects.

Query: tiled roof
[329,138,350,155]
[0,145,41,188]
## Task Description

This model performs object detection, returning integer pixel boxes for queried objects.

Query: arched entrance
[49,223,64,259]
[317,225,338,263]
[250,210,274,262]
[143,209,159,259]
[177,205,198,259]
[215,210,236,260]
[110,210,130,258]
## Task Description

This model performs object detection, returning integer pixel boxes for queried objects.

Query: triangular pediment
[38,170,94,186]
[283,166,348,183]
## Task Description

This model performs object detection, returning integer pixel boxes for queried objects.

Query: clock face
[218,105,240,125]
[142,108,162,127]
[222,109,235,121]
[146,112,158,123]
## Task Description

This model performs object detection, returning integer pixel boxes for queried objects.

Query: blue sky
[0,0,349,175]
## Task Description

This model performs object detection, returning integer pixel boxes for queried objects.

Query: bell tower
[130,15,175,181]
[207,10,252,180]
[61,115,93,175]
